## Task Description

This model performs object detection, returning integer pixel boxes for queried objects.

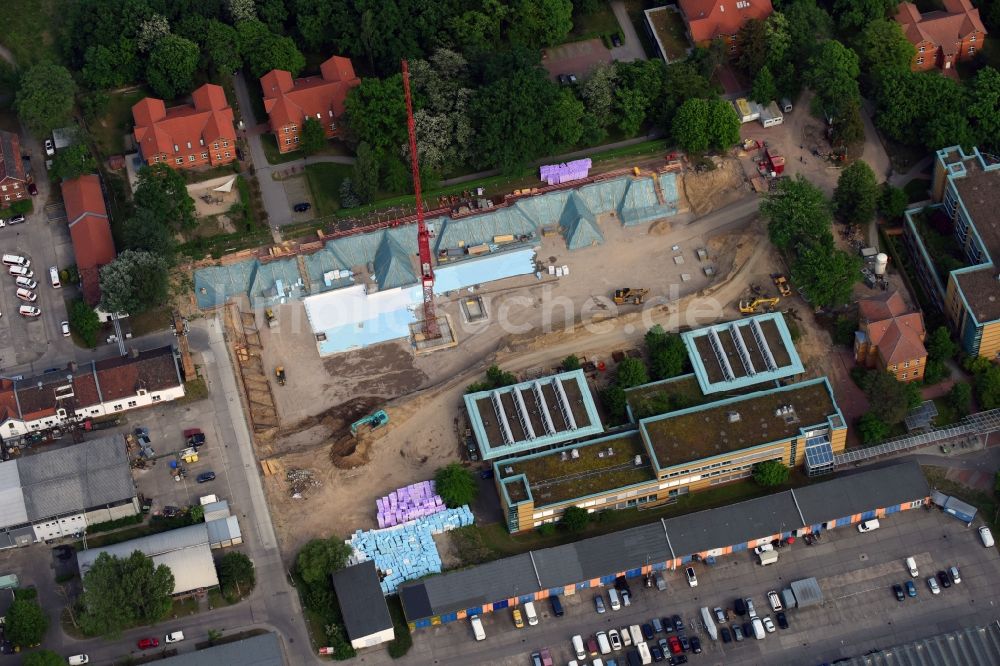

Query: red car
[138,637,159,649]
[27,183,38,196]
[668,635,683,654]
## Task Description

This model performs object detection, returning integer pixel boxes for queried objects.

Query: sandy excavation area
[248,160,778,558]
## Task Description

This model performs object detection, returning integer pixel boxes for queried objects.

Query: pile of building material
[540,159,592,185]
[376,481,446,528]
[348,506,474,594]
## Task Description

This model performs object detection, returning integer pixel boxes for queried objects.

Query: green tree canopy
[82,39,141,90]
[296,537,351,588]
[351,141,379,204]
[750,66,777,104]
[134,163,196,231]
[857,412,890,444]
[79,551,175,637]
[299,117,326,155]
[49,142,98,182]
[508,0,573,48]
[344,75,407,159]
[238,19,306,78]
[878,183,908,221]
[855,18,915,85]
[948,382,972,418]
[601,384,628,423]
[217,551,256,599]
[560,506,590,532]
[645,325,688,381]
[791,236,860,307]
[752,460,790,486]
[146,34,200,100]
[616,357,649,389]
[926,326,957,361]
[7,596,48,647]
[831,101,865,149]
[873,69,965,149]
[202,19,243,75]
[435,463,478,508]
[122,208,177,261]
[15,63,77,137]
[23,650,64,666]
[672,98,712,153]
[968,67,1000,151]
[68,299,101,347]
[862,370,921,425]
[98,250,169,316]
[971,359,1000,409]
[833,160,879,224]
[761,176,833,250]
[562,354,581,371]
[805,40,860,119]
[833,0,897,33]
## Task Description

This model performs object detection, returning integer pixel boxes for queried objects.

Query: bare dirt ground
[682,158,749,215]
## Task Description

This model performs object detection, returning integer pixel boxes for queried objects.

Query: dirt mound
[683,159,748,216]
[280,396,380,438]
[648,219,673,236]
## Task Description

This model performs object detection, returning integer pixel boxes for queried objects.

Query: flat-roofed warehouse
[401,461,930,628]
[465,369,603,461]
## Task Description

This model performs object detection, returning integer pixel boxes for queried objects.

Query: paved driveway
[610,0,648,62]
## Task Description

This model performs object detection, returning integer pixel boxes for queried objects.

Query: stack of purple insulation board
[539,158,592,185]
[376,480,446,528]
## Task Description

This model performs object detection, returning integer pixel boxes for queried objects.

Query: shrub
[752,460,789,487]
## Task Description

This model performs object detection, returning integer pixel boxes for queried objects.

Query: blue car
[196,471,216,483]
[905,580,917,597]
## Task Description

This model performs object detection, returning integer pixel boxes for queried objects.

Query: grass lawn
[128,307,173,337]
[261,133,353,165]
[571,4,622,41]
[646,6,691,61]
[933,397,959,427]
[0,0,62,67]
[178,377,209,403]
[305,162,354,216]
[91,89,147,157]
[172,597,199,617]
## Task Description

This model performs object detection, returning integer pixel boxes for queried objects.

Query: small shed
[932,491,977,524]
[790,577,823,607]
[332,561,395,649]
[760,101,784,128]
[733,98,761,123]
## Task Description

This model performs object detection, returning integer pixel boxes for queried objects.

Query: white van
[572,634,586,660]
[608,588,621,610]
[636,640,652,664]
[49,266,61,288]
[523,601,538,626]
[470,616,485,641]
[596,631,611,655]
[980,526,995,547]
[629,624,643,646]
[858,518,880,532]
[905,557,918,577]
[68,657,89,666]
[9,265,32,278]
[752,617,766,640]
[2,254,27,267]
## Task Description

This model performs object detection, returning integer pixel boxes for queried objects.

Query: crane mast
[401,59,440,339]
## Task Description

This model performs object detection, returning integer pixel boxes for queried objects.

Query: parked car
[949,566,962,584]
[608,629,622,650]
[858,518,880,532]
[9,214,25,225]
[27,183,38,196]
[196,471,216,483]
[720,626,732,643]
[557,74,568,85]
[18,305,40,317]
[893,583,905,601]
[61,321,70,336]
[651,617,663,634]
[714,607,726,624]
[685,566,697,587]
[537,647,552,666]
[44,139,54,156]
[689,636,702,653]
[732,624,744,641]
[642,623,655,640]
[620,626,632,647]
[161,506,181,518]
[905,580,917,597]
[594,594,606,614]
[763,616,776,633]
[671,654,688,665]
[768,590,783,612]
[667,635,682,654]
[621,589,631,606]
[568,74,578,84]
[980,526,995,547]
[512,608,524,629]
[776,611,789,629]
[15,288,36,302]
[658,637,669,653]
[938,570,952,588]
[745,598,757,618]
[165,631,185,643]
[650,645,664,662]
[672,614,683,632]
[15,276,36,289]
[137,638,159,649]
[293,202,311,212]
[679,635,690,652]
[927,576,940,594]
[734,598,747,616]
[586,635,598,656]
[611,34,622,47]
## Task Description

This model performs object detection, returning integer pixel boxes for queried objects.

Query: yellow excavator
[771,274,791,297]
[739,297,780,314]
[614,288,649,305]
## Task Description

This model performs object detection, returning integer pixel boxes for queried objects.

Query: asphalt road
[396,505,1000,665]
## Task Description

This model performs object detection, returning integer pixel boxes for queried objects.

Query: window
[127,400,137,407]
[1,186,6,192]
[186,142,192,149]
[919,46,925,53]
[152,395,162,402]
[214,142,220,149]
[12,183,17,189]
[969,46,976,55]
[224,151,231,158]
[215,153,221,160]
[916,57,924,65]
[901,372,908,379]
[3,195,8,202]
[284,127,289,133]
[222,140,229,147]
[293,136,299,143]
[285,138,291,145]
[114,404,123,412]
[201,152,208,159]
[971,35,977,42]
[175,157,183,165]
[328,110,334,117]
[904,361,910,368]
[189,155,195,162]
[199,138,205,146]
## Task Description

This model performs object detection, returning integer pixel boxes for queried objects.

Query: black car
[938,570,952,588]
[611,33,622,47]
[615,576,631,595]
[650,645,665,662]
[743,621,753,637]
[734,598,747,616]
[776,611,789,629]
[293,202,311,212]
[558,74,569,85]
[661,617,674,633]
[689,636,702,654]
[893,583,905,601]
[679,635,690,652]
[187,433,206,447]
[670,655,688,665]
[720,627,732,643]
[196,471,216,483]
[642,623,655,640]
[672,614,684,631]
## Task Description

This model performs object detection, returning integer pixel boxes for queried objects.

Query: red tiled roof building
[260,55,361,154]
[0,130,28,206]
[62,175,116,306]
[854,291,928,383]
[678,0,774,51]
[132,84,237,170]
[894,0,987,74]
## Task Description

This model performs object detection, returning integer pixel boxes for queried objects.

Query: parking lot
[405,506,1000,665]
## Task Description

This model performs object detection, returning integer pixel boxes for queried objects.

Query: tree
[863,370,921,425]
[189,504,205,522]
[68,299,101,347]
[339,178,360,209]
[791,237,860,307]
[857,412,890,444]
[752,460,790,487]
[122,209,177,261]
[15,63,77,137]
[562,354,581,371]
[926,327,957,361]
[831,101,865,148]
[217,552,256,599]
[833,160,879,224]
[508,0,573,48]
[855,19,915,85]
[79,551,174,637]
[351,142,379,204]
[7,597,48,647]
[968,67,1000,151]
[560,506,590,532]
[833,0,897,33]
[238,19,305,78]
[645,325,687,381]
[601,384,628,423]
[973,362,1000,409]
[299,117,326,155]
[136,13,170,52]
[146,34,200,100]
[435,463,478,508]
[202,19,243,75]
[581,63,617,130]
[947,382,972,418]
[672,98,711,153]
[98,251,169,316]
[761,176,833,250]
[49,143,98,182]
[82,39,140,90]
[707,99,741,150]
[878,183,908,221]
[134,163,196,231]
[23,651,64,666]
[344,76,407,159]
[922,359,948,384]
[296,537,351,587]
[805,40,860,119]
[924,111,977,152]
[750,66,777,104]
[228,0,257,22]
[616,357,649,389]
[872,69,966,149]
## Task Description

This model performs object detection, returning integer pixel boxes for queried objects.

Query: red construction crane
[401,59,439,340]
